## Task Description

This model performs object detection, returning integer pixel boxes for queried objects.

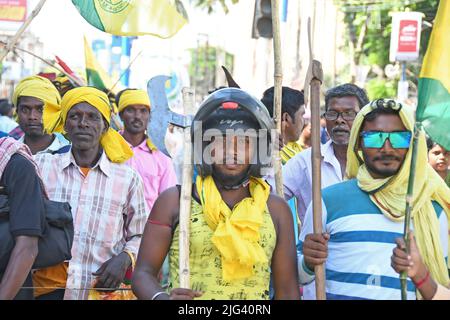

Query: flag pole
[400,121,421,300]
[271,0,284,197]
[0,0,47,62]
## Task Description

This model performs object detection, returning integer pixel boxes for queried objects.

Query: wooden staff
[179,87,195,288]
[271,0,284,197]
[305,18,326,300]
[0,0,47,62]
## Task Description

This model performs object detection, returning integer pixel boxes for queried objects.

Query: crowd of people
[0,72,449,300]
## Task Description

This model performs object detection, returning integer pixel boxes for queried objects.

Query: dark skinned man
[33,87,148,300]
[298,99,450,299]
[12,76,70,155]
[0,137,45,299]
[281,83,369,228]
[117,88,177,212]
[132,88,300,300]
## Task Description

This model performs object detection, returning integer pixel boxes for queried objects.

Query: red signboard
[0,0,27,22]
[398,19,419,53]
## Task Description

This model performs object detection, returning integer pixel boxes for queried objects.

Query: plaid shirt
[35,150,149,300]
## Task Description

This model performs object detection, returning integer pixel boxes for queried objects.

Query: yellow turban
[12,75,62,133]
[61,87,133,163]
[346,100,450,288]
[117,89,150,113]
[117,88,157,151]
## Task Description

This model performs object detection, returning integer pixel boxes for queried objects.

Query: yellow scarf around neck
[195,175,270,281]
[346,102,450,287]
[281,140,303,164]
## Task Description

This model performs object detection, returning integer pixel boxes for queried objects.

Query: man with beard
[132,88,300,300]
[13,76,70,155]
[299,99,449,299]
[117,88,177,213]
[280,83,369,225]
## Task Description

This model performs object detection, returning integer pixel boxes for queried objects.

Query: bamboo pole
[179,87,195,289]
[306,18,326,301]
[0,41,84,86]
[0,0,47,62]
[400,122,421,300]
[271,0,284,197]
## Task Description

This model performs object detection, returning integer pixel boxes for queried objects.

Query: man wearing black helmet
[132,88,300,300]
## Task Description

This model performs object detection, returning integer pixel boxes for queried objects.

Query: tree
[191,0,240,13]
[335,0,439,99]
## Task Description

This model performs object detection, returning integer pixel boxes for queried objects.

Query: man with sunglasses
[298,99,449,299]
[280,83,369,227]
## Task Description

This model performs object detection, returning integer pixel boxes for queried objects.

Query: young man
[33,87,148,300]
[12,75,70,155]
[117,88,177,212]
[132,88,300,300]
[261,86,305,164]
[298,99,450,300]
[0,137,45,299]
[281,83,369,225]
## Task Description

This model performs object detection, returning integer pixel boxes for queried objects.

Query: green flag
[416,0,450,150]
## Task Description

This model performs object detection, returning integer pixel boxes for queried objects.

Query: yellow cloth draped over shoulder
[346,102,450,287]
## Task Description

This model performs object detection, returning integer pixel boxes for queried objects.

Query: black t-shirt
[0,153,45,299]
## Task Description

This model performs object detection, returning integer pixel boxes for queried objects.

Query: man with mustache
[298,99,450,299]
[12,76,70,155]
[117,88,177,212]
[32,87,148,300]
[280,83,369,226]
[132,88,300,300]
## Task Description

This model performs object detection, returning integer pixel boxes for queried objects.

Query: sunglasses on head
[360,131,412,149]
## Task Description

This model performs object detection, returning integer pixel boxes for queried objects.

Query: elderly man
[33,87,148,300]
[281,83,369,225]
[12,76,70,155]
[298,99,450,300]
[117,88,177,212]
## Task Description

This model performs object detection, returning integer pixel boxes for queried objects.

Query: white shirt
[19,132,70,155]
[282,140,343,225]
[0,116,18,134]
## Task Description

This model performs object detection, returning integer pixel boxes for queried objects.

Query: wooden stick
[0,41,84,86]
[271,0,284,197]
[306,18,326,300]
[179,87,195,289]
[0,0,47,62]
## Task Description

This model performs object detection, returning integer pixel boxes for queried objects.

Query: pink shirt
[126,138,177,212]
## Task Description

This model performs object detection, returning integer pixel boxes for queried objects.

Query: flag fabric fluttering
[72,0,187,39]
[84,36,115,93]
[416,0,450,150]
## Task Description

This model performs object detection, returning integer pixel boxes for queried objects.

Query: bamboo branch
[271,0,284,197]
[0,0,47,62]
[179,87,195,289]
[401,122,421,300]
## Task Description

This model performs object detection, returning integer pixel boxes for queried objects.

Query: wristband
[414,271,430,289]
[151,291,169,300]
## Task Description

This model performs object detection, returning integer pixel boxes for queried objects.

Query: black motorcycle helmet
[191,88,274,187]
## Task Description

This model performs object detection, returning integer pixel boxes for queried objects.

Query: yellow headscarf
[117,89,150,113]
[195,175,270,282]
[117,89,156,151]
[61,87,133,163]
[346,100,450,287]
[12,75,62,133]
